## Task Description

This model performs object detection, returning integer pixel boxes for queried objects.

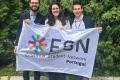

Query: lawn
[0,63,120,80]
[0,63,22,76]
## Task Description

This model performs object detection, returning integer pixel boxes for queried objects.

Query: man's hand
[24,19,32,25]
[14,48,17,54]
[60,27,64,30]
[96,27,103,32]
[14,47,17,55]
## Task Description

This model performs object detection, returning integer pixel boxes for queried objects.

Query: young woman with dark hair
[45,2,70,80]
[46,2,70,30]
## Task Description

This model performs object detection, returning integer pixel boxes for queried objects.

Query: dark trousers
[48,72,66,80]
[23,71,40,80]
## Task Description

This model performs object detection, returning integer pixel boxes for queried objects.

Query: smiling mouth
[32,6,38,8]
[53,11,59,13]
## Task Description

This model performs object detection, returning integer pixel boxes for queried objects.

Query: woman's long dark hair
[47,2,67,26]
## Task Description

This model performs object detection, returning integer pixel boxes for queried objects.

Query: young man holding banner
[14,0,45,80]
[68,2,102,80]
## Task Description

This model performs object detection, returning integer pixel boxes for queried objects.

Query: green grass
[0,63,120,78]
[0,63,22,76]
[0,63,47,77]
[93,68,120,77]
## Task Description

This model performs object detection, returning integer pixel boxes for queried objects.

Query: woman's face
[51,4,60,17]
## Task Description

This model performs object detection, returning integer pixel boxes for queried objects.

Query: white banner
[16,23,99,78]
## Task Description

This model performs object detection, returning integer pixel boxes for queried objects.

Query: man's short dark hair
[72,2,83,9]
[29,0,40,3]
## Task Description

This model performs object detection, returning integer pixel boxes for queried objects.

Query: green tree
[84,0,120,76]
[0,0,21,66]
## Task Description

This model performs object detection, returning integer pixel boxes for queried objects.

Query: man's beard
[30,6,39,12]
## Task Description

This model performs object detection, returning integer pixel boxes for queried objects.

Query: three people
[15,1,102,80]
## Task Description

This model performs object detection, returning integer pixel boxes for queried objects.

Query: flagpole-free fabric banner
[16,22,99,78]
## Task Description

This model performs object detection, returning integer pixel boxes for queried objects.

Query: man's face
[72,5,83,18]
[29,0,39,12]
[52,4,60,17]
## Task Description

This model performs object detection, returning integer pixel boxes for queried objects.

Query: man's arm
[15,12,30,46]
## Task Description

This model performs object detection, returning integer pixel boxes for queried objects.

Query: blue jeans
[23,71,40,80]
[48,72,66,80]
